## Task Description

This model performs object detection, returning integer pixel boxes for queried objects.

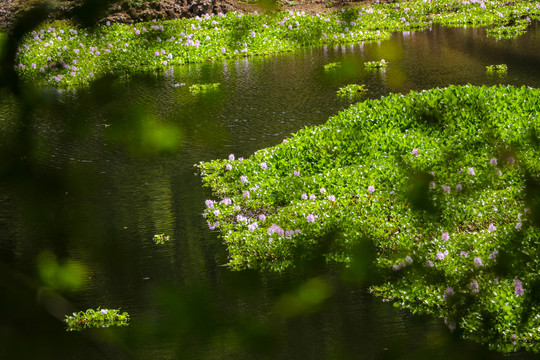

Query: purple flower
[405,256,413,264]
[456,184,462,191]
[240,176,248,184]
[442,185,450,193]
[248,222,258,232]
[101,309,108,314]
[320,188,327,194]
[307,214,315,223]
[474,257,483,267]
[490,158,497,165]
[328,195,336,202]
[426,260,434,267]
[258,214,266,221]
[226,164,232,170]
[443,287,454,300]
[229,154,235,161]
[460,251,468,257]
[412,148,419,156]
[468,167,475,175]
[471,280,479,294]
[261,162,268,169]
[301,193,308,200]
[442,232,449,242]
[429,181,436,189]
[293,170,300,176]
[205,200,214,208]
[514,279,524,296]
[368,185,375,193]
[392,264,400,271]
[436,252,445,260]
[243,191,250,198]
[488,223,496,232]
[309,194,316,200]
[516,222,522,230]
[489,250,498,259]
[220,198,232,205]
[213,210,220,216]
[221,47,226,53]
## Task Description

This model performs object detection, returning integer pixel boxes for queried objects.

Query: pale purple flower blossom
[309,194,316,200]
[442,185,451,193]
[429,181,436,189]
[437,252,445,260]
[293,170,300,176]
[205,200,214,208]
[426,260,434,267]
[320,188,326,194]
[488,223,496,232]
[226,164,232,170]
[101,309,108,314]
[489,250,498,259]
[516,222,522,230]
[307,214,315,223]
[243,191,250,198]
[259,214,266,221]
[442,232,449,242]
[240,176,248,184]
[368,185,375,193]
[328,195,336,202]
[443,287,454,300]
[220,198,232,205]
[490,158,497,165]
[514,279,524,296]
[301,193,308,200]
[261,162,268,169]
[456,184,462,191]
[474,257,483,266]
[229,154,235,161]
[213,210,220,216]
[471,280,479,294]
[405,256,413,264]
[460,251,468,257]
[468,167,475,175]
[248,222,258,232]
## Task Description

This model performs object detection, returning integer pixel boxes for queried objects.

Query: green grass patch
[198,84,540,353]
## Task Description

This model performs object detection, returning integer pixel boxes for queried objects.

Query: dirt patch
[0,0,369,31]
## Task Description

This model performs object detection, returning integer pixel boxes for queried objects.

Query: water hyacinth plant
[364,59,387,69]
[189,82,220,94]
[324,61,341,71]
[64,308,130,331]
[153,233,170,244]
[198,84,540,353]
[9,0,540,88]
[486,64,507,73]
[336,84,368,99]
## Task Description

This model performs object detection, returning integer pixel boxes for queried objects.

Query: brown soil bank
[0,0,368,31]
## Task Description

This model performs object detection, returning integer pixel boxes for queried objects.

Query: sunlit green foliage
[486,64,507,73]
[198,84,540,352]
[189,82,220,94]
[324,61,341,71]
[11,0,540,88]
[364,59,387,69]
[64,308,130,331]
[152,233,170,244]
[336,84,367,99]
[486,20,529,38]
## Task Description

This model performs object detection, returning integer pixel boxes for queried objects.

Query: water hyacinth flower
[258,214,266,221]
[101,309,108,315]
[309,194,316,200]
[443,287,454,300]
[468,167,475,175]
[240,176,248,184]
[405,256,413,264]
[226,164,232,170]
[213,210,220,216]
[243,191,250,198]
[471,280,479,294]
[442,232,449,242]
[301,193,308,200]
[436,251,446,260]
[514,279,524,296]
[229,154,235,161]
[293,170,300,176]
[412,148,419,156]
[488,223,496,232]
[205,200,214,208]
[460,251,468,257]
[220,198,232,205]
[474,257,483,266]
[320,188,326,194]
[261,162,268,169]
[456,184,462,191]
[489,250,498,259]
[442,185,450,193]
[368,185,375,193]
[248,222,258,232]
[328,195,336,202]
[490,158,498,165]
[516,222,522,230]
[307,214,315,223]
[426,260,434,267]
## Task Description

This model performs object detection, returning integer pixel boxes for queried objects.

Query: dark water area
[1,22,540,359]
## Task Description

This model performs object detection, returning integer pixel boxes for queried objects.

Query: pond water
[1,22,540,359]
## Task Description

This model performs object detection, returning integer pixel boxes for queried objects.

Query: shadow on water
[1,6,540,358]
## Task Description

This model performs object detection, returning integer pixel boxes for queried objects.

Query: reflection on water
[1,23,540,359]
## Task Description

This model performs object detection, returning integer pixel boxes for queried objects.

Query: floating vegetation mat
[64,308,130,331]
[198,84,540,353]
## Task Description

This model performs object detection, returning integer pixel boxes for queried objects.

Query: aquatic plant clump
[486,64,507,73]
[324,62,341,71]
[64,308,130,331]
[198,85,540,352]
[336,84,368,98]
[189,83,220,94]
[153,233,170,244]
[364,59,387,69]
[10,0,540,88]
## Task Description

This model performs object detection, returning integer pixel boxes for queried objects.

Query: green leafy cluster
[198,85,540,352]
[64,308,130,331]
[324,62,341,71]
[189,83,220,94]
[10,0,540,88]
[336,84,368,98]
[486,20,530,38]
[152,233,170,244]
[486,64,507,73]
[364,59,388,69]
